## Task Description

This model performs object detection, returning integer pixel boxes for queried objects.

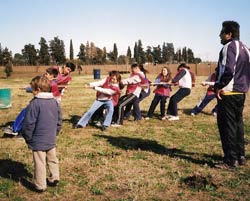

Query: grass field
[0,73,250,201]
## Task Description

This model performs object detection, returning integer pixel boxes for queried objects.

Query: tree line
[0,37,202,66]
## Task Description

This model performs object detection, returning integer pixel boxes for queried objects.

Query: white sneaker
[4,126,18,136]
[190,113,195,116]
[166,115,174,119]
[161,116,167,120]
[111,123,121,127]
[95,121,102,127]
[145,117,150,120]
[168,116,179,121]
[212,112,217,116]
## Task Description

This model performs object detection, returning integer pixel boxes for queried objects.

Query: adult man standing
[214,21,250,168]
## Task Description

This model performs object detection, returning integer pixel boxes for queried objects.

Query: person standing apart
[214,21,250,168]
[166,63,192,121]
[21,76,62,192]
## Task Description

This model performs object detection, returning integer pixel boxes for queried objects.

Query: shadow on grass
[95,135,222,168]
[0,159,32,181]
[0,121,13,129]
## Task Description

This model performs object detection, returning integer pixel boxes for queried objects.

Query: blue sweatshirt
[21,92,62,151]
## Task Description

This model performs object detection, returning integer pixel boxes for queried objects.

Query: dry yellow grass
[0,72,250,201]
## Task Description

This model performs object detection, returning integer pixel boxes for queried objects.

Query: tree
[22,44,38,65]
[182,47,187,63]
[49,36,66,64]
[152,45,161,64]
[187,48,195,63]
[107,43,118,63]
[113,43,118,63]
[2,47,12,66]
[162,42,168,63]
[166,43,175,63]
[117,55,126,64]
[102,47,107,64]
[38,37,50,65]
[70,39,74,60]
[145,46,153,63]
[133,42,138,63]
[13,53,26,65]
[126,46,132,64]
[0,43,3,66]
[78,43,87,64]
[137,39,145,64]
[5,61,13,78]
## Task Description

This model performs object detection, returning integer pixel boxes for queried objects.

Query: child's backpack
[13,108,27,133]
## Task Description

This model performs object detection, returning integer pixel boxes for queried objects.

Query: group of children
[74,62,213,132]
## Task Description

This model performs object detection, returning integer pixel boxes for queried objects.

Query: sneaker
[95,121,102,127]
[190,113,195,116]
[101,125,108,131]
[47,179,59,187]
[111,123,121,127]
[73,124,83,129]
[212,112,217,116]
[166,115,174,119]
[215,160,239,169]
[145,117,150,120]
[161,116,167,120]
[168,116,179,121]
[4,126,18,136]
[238,156,246,166]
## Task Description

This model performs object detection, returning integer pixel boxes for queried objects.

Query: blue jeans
[77,100,114,127]
[191,93,217,114]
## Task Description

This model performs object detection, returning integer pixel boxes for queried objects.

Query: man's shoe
[101,125,108,131]
[47,179,59,187]
[215,160,239,169]
[74,124,83,129]
[238,156,246,166]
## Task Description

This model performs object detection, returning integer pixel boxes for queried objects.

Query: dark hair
[131,63,139,69]
[222,21,240,40]
[139,64,149,74]
[30,75,51,92]
[109,70,124,89]
[65,62,76,72]
[46,67,59,78]
[177,63,190,71]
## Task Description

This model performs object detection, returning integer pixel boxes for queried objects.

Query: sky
[1,0,250,62]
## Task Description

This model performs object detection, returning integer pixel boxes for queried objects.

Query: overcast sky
[1,0,250,61]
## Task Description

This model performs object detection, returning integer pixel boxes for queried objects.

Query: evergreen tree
[102,47,107,64]
[182,47,187,63]
[2,47,12,65]
[137,39,145,64]
[49,36,66,64]
[187,48,194,63]
[152,45,161,64]
[22,44,37,65]
[126,46,132,64]
[113,43,118,63]
[38,37,50,65]
[162,42,168,63]
[13,53,26,65]
[0,43,3,66]
[166,43,175,63]
[145,46,153,63]
[78,43,86,64]
[70,39,74,60]
[133,42,138,63]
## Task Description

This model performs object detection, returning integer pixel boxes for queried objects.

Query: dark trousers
[167,88,191,116]
[147,94,168,117]
[124,89,151,120]
[113,94,138,125]
[217,94,245,163]
[191,93,217,114]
